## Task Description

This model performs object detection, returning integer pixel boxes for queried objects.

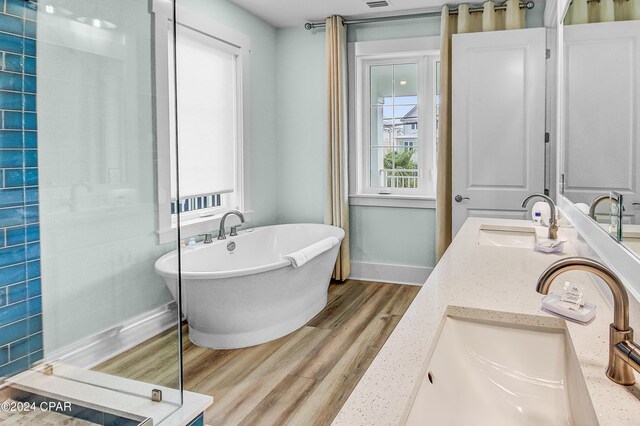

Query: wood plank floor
[94,280,419,426]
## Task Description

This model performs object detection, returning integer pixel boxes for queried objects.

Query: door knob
[455,195,470,203]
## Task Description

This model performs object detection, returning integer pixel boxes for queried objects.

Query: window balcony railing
[379,169,419,188]
[171,194,222,214]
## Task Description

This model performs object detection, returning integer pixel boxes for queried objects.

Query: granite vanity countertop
[333,217,640,425]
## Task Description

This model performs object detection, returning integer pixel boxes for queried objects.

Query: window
[154,3,250,242]
[349,38,440,208]
[168,23,242,223]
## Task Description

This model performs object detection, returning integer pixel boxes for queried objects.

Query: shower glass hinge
[151,389,163,402]
[545,132,550,143]
[545,48,551,59]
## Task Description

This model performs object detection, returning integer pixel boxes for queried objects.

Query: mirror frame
[555,0,640,300]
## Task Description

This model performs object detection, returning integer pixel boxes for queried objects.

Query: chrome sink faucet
[522,193,558,240]
[218,210,245,240]
[537,257,640,385]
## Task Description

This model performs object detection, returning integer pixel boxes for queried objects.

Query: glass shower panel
[0,0,184,423]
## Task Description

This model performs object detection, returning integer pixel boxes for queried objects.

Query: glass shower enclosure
[0,0,185,424]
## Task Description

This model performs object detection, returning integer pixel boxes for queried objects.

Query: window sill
[157,210,253,244]
[349,194,435,209]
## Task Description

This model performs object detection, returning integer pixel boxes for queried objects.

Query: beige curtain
[436,0,526,261]
[325,16,350,281]
[565,0,640,24]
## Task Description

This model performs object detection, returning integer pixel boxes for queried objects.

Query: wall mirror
[558,0,640,258]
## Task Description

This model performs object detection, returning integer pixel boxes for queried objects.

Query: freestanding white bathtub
[154,223,345,349]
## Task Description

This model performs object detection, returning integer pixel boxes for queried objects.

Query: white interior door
[452,28,546,236]
[563,21,640,224]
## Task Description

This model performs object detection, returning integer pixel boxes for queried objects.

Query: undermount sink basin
[405,312,597,426]
[476,224,536,249]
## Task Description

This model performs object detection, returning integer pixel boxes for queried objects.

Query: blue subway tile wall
[0,0,40,378]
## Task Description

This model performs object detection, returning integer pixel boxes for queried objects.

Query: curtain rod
[304,1,535,30]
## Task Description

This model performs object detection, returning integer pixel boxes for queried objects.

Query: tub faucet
[218,210,245,240]
[536,257,640,385]
[522,193,558,239]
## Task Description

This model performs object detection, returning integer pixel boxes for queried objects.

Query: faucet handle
[230,225,241,236]
[199,233,214,244]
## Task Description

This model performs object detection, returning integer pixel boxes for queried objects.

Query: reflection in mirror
[561,0,640,256]
[610,191,624,241]
[587,194,616,224]
[586,191,623,240]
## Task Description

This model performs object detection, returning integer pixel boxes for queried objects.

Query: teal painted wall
[276,28,326,224]
[527,2,546,28]
[178,0,279,226]
[346,16,441,42]
[39,0,177,353]
[350,207,436,267]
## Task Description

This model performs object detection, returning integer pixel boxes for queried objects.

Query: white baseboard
[349,261,432,286]
[46,302,179,369]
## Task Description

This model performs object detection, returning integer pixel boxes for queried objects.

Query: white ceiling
[227,0,455,28]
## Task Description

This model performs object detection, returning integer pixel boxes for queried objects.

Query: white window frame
[348,37,440,209]
[153,1,251,243]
